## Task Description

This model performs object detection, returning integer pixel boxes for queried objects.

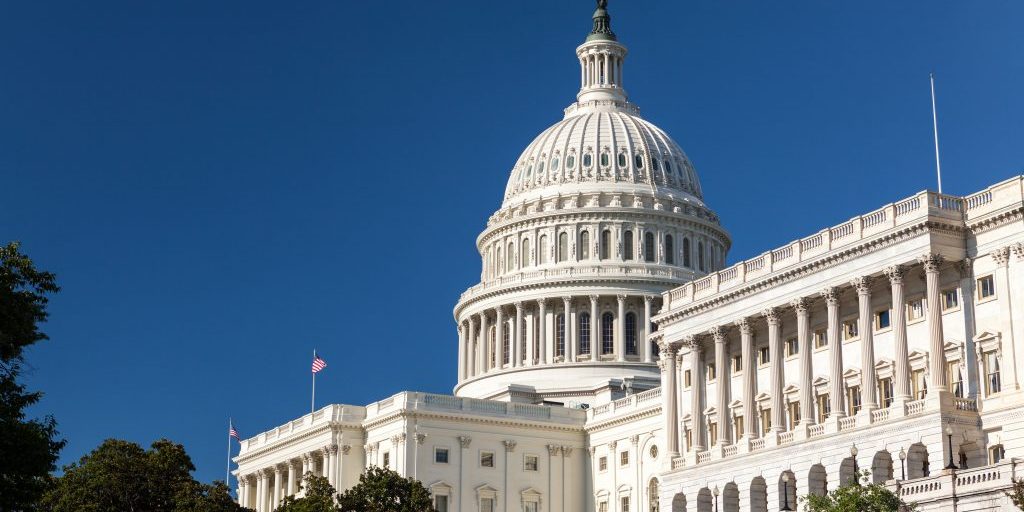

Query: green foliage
[0,241,65,510]
[41,438,251,512]
[801,471,916,512]
[274,474,340,512]
[335,467,436,512]
[1006,477,1024,510]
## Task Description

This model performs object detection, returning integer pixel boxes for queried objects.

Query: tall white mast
[930,72,943,194]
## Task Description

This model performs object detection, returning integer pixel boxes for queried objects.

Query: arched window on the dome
[550,156,558,173]
[539,235,549,264]
[488,325,496,368]
[625,312,637,355]
[644,232,655,263]
[507,242,515,272]
[579,231,590,260]
[623,230,634,261]
[600,152,609,167]
[652,158,660,172]
[502,324,510,366]
[566,154,576,169]
[664,159,673,176]
[579,313,591,355]
[683,238,692,268]
[496,246,503,275]
[600,230,611,260]
[698,241,706,271]
[537,161,545,176]
[602,312,614,355]
[558,232,569,262]
[521,238,530,268]
[665,235,675,265]
[634,154,644,169]
[582,153,593,168]
[555,314,566,358]
[525,165,533,183]
[617,153,627,168]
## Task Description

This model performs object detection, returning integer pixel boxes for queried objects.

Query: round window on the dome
[582,153,592,168]
[566,155,575,169]
[634,154,644,169]
[599,153,609,167]
[617,153,627,167]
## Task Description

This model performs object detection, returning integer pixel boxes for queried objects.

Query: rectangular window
[758,346,770,366]
[481,498,495,512]
[843,319,859,340]
[524,502,538,512]
[707,363,716,381]
[984,352,1001,395]
[816,394,830,423]
[435,495,449,512]
[685,428,692,450]
[434,447,449,464]
[734,415,744,440]
[785,338,799,357]
[814,329,828,349]
[709,422,718,445]
[621,496,631,512]
[732,355,742,373]
[978,275,996,299]
[846,385,862,415]
[907,299,925,321]
[684,370,692,388]
[480,451,494,468]
[788,401,801,430]
[948,361,963,398]
[911,369,927,400]
[878,377,894,407]
[620,450,629,466]
[760,409,772,434]
[599,456,608,472]
[598,501,608,512]
[942,289,960,311]
[382,452,390,468]
[524,454,539,471]
[875,309,891,330]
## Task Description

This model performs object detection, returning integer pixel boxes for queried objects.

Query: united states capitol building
[234,3,1024,511]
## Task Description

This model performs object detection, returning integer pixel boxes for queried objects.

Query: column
[256,470,267,512]
[737,318,757,438]
[287,460,297,496]
[921,254,948,392]
[513,302,524,367]
[792,298,814,424]
[659,341,679,456]
[238,477,247,507]
[457,323,466,381]
[495,307,505,370]
[994,247,1021,391]
[567,297,578,361]
[538,299,548,364]
[328,445,339,488]
[852,277,878,410]
[688,336,706,451]
[765,307,785,431]
[643,297,654,363]
[616,295,626,361]
[603,53,610,85]
[590,295,599,357]
[526,308,535,366]
[478,312,489,372]
[562,296,572,361]
[822,287,845,418]
[712,326,730,444]
[468,317,478,377]
[273,465,283,508]
[885,265,912,402]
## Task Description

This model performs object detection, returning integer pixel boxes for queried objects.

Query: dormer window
[600,152,609,167]
[634,154,644,169]
[566,154,575,169]
[618,153,627,167]
[583,153,593,168]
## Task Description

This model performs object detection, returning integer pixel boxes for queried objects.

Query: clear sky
[3,0,1021,485]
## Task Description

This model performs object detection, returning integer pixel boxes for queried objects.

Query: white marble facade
[234,3,1024,511]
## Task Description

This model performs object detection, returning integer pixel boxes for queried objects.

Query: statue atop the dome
[597,0,607,9]
[587,0,617,42]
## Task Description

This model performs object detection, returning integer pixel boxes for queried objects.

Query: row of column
[458,295,656,380]
[660,254,950,457]
[238,445,342,512]
[580,50,623,89]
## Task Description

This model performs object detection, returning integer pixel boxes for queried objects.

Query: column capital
[734,317,753,335]
[274,464,285,474]
[341,444,351,455]
[503,440,517,452]
[536,298,548,308]
[657,340,677,358]
[883,264,906,284]
[588,446,597,456]
[617,294,627,303]
[329,443,339,455]
[708,326,726,343]
[561,446,574,458]
[255,468,266,478]
[681,334,699,349]
[820,286,840,306]
[608,440,618,451]
[992,246,1011,267]
[514,301,523,312]
[919,253,944,273]
[363,444,374,454]
[850,276,872,295]
[415,433,427,445]
[1013,242,1024,261]
[956,257,974,279]
[458,435,472,448]
[790,297,809,314]
[589,294,600,304]
[762,307,780,325]
[562,296,572,305]
[547,444,562,456]
[643,295,653,304]
[630,434,640,446]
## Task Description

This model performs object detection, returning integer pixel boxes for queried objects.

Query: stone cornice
[235,420,360,464]
[584,403,661,432]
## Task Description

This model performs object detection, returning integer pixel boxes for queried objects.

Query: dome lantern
[576,0,628,105]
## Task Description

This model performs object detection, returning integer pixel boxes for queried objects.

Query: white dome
[502,107,704,208]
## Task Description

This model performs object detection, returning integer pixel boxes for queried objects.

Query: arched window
[507,242,515,272]
[550,156,559,171]
[624,231,634,261]
[496,246,503,275]
[600,153,609,167]
[664,159,673,175]
[579,313,591,355]
[625,312,637,355]
[618,153,627,168]
[602,312,614,355]
[555,314,566,357]
[566,154,575,169]
[649,479,660,512]
[502,322,510,366]
[583,153,593,168]
[520,238,530,268]
[600,230,611,260]
[539,235,549,264]
[698,241,706,271]
[665,235,675,264]
[558,232,568,262]
[644,232,655,262]
[683,238,692,268]
[579,231,590,260]
[635,154,644,169]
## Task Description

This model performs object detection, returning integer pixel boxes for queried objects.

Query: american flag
[312,354,327,374]
[229,424,240,441]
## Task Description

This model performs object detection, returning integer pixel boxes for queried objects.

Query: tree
[274,474,340,512]
[336,467,435,512]
[801,471,916,512]
[41,438,251,512]
[0,241,65,510]
[1006,477,1024,510]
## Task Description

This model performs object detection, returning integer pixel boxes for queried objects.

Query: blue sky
[3,0,1021,485]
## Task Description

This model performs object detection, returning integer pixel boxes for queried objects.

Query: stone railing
[238,404,366,455]
[363,392,585,426]
[588,387,662,420]
[887,460,1019,504]
[954,397,979,412]
[663,176,1024,310]
[460,265,693,303]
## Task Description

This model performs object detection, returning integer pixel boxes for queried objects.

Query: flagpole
[226,418,232,486]
[311,349,316,415]
[930,72,943,194]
